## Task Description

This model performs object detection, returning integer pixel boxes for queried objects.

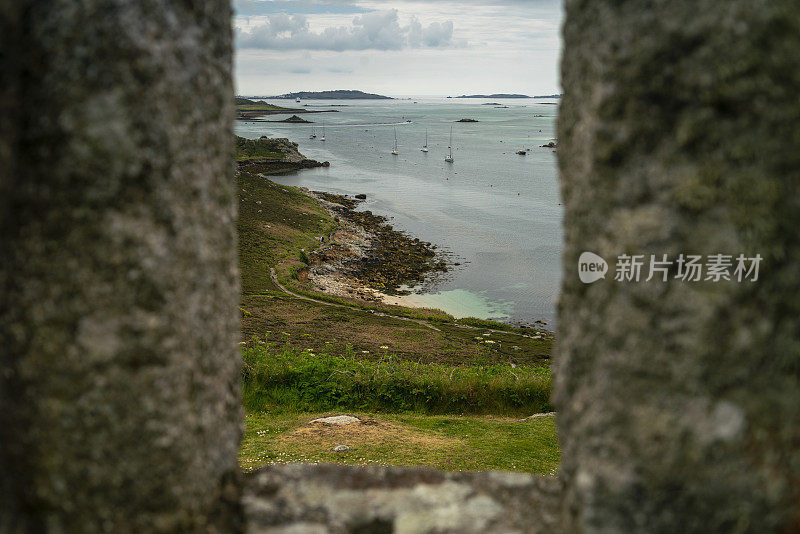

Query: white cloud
[237,9,459,50]
[422,20,453,47]
[234,0,368,16]
[233,0,564,95]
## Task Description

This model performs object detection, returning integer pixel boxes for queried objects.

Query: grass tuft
[241,336,552,417]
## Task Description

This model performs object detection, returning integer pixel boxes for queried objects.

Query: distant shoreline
[455,93,530,99]
[235,98,340,120]
[455,93,562,99]
[250,90,393,100]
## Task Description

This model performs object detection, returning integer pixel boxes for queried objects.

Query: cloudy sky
[233,0,564,97]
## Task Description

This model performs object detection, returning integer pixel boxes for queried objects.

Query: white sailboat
[421,129,429,152]
[391,127,399,155]
[444,127,454,162]
[320,121,326,142]
[309,126,316,139]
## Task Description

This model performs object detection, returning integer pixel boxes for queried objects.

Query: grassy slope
[236,136,286,162]
[236,157,558,472]
[238,170,335,293]
[242,294,552,366]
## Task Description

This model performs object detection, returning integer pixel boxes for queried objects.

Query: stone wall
[557,1,800,531]
[243,464,560,534]
[0,1,240,532]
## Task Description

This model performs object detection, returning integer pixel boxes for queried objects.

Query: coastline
[235,134,451,314]
[237,137,330,173]
[300,190,451,309]
[236,133,551,327]
[238,108,339,121]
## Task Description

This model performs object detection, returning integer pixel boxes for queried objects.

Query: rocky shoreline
[237,108,339,121]
[237,137,330,173]
[238,158,329,173]
[237,135,452,306]
[300,191,451,304]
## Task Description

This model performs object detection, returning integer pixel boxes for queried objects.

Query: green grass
[456,316,529,332]
[277,272,542,335]
[236,102,299,112]
[240,410,560,474]
[236,136,286,162]
[238,171,336,293]
[241,337,553,416]
[241,293,552,367]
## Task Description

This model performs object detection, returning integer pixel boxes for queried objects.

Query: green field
[241,411,559,475]
[235,136,287,162]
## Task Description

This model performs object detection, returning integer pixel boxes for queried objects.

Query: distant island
[267,90,393,100]
[533,94,562,99]
[456,94,530,99]
[234,98,339,120]
[269,115,312,123]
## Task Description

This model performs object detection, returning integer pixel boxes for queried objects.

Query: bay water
[235,97,562,326]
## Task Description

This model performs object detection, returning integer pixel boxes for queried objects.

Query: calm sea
[235,96,562,326]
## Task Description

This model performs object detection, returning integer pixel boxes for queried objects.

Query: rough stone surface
[311,415,361,425]
[0,1,240,532]
[557,1,800,531]
[243,464,561,534]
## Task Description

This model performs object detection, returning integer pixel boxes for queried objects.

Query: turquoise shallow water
[236,96,562,326]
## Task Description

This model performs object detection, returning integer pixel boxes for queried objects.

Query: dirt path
[270,268,442,332]
[270,267,552,340]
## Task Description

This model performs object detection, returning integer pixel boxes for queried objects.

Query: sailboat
[309,126,316,139]
[320,121,326,142]
[421,129,429,153]
[444,127,454,162]
[391,127,399,155]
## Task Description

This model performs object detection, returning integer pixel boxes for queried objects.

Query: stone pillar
[557,1,800,532]
[0,1,240,531]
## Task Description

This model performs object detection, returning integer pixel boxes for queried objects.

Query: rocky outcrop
[256,137,306,163]
[237,158,329,172]
[237,137,330,172]
[273,114,311,123]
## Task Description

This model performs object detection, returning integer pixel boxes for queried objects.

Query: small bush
[457,316,517,332]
